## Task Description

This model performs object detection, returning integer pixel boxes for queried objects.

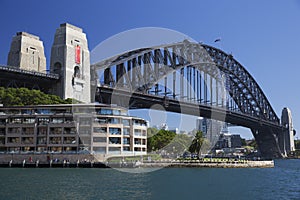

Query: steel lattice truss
[92,40,279,125]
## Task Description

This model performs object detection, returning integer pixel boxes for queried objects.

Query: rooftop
[60,23,82,32]
[16,32,40,40]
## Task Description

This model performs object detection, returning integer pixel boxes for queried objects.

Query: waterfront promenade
[0,154,274,168]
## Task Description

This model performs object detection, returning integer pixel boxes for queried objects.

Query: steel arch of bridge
[91,40,284,158]
[92,40,279,124]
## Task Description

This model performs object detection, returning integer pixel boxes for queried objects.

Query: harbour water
[0,159,299,200]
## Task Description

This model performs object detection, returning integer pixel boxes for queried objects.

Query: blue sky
[1,0,300,139]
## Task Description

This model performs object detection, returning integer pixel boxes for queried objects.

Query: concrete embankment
[140,160,274,168]
[0,154,274,168]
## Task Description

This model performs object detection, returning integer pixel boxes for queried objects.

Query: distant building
[215,133,242,149]
[196,117,223,145]
[160,123,169,130]
[230,135,242,148]
[169,128,179,134]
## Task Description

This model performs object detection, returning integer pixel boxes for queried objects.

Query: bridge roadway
[97,86,284,158]
[0,65,59,93]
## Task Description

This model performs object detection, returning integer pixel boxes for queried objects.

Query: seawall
[0,154,274,168]
[140,160,274,168]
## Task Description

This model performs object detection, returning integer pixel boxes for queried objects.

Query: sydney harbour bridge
[91,40,294,159]
[0,32,294,159]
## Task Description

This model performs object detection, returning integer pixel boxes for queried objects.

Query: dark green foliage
[248,139,258,149]
[164,133,193,154]
[188,131,204,155]
[295,140,300,150]
[147,128,176,151]
[0,87,77,106]
[241,138,247,146]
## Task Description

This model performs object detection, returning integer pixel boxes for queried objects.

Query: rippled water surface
[0,159,299,200]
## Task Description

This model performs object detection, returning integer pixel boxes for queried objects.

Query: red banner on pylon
[75,45,81,64]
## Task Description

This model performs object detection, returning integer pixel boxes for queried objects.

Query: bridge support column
[279,107,295,156]
[252,127,283,159]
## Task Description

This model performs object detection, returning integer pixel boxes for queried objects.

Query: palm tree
[188,131,204,156]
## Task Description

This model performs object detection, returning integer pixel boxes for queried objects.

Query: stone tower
[7,32,46,72]
[279,107,295,156]
[50,23,90,103]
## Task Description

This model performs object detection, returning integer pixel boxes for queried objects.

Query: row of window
[4,136,146,146]
[3,127,145,137]
[0,107,130,116]
[3,146,147,153]
[0,116,133,126]
[0,118,146,129]
[5,127,77,135]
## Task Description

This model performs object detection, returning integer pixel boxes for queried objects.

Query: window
[23,118,35,124]
[51,118,64,123]
[64,127,76,134]
[36,109,52,115]
[123,147,130,151]
[93,147,106,153]
[123,138,130,145]
[11,118,22,124]
[107,118,120,124]
[21,109,32,114]
[22,128,34,135]
[38,118,49,125]
[38,127,47,135]
[0,138,4,145]
[93,137,106,143]
[95,117,107,124]
[134,138,142,145]
[50,127,62,135]
[134,129,142,136]
[8,128,21,134]
[37,137,46,145]
[0,119,6,125]
[0,128,5,135]
[49,137,61,144]
[123,128,130,136]
[99,109,113,115]
[63,137,76,144]
[93,127,107,133]
[112,109,121,115]
[37,147,47,152]
[109,128,121,135]
[122,119,130,126]
[53,62,62,74]
[108,147,121,152]
[74,66,80,78]
[22,137,34,144]
[133,120,147,126]
[8,137,20,144]
[109,138,121,144]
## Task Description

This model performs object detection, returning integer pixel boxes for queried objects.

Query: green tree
[147,129,176,152]
[241,138,247,146]
[294,140,300,150]
[164,133,193,155]
[188,131,204,156]
[0,87,79,106]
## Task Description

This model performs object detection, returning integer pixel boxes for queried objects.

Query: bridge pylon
[50,23,91,103]
[279,107,295,156]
